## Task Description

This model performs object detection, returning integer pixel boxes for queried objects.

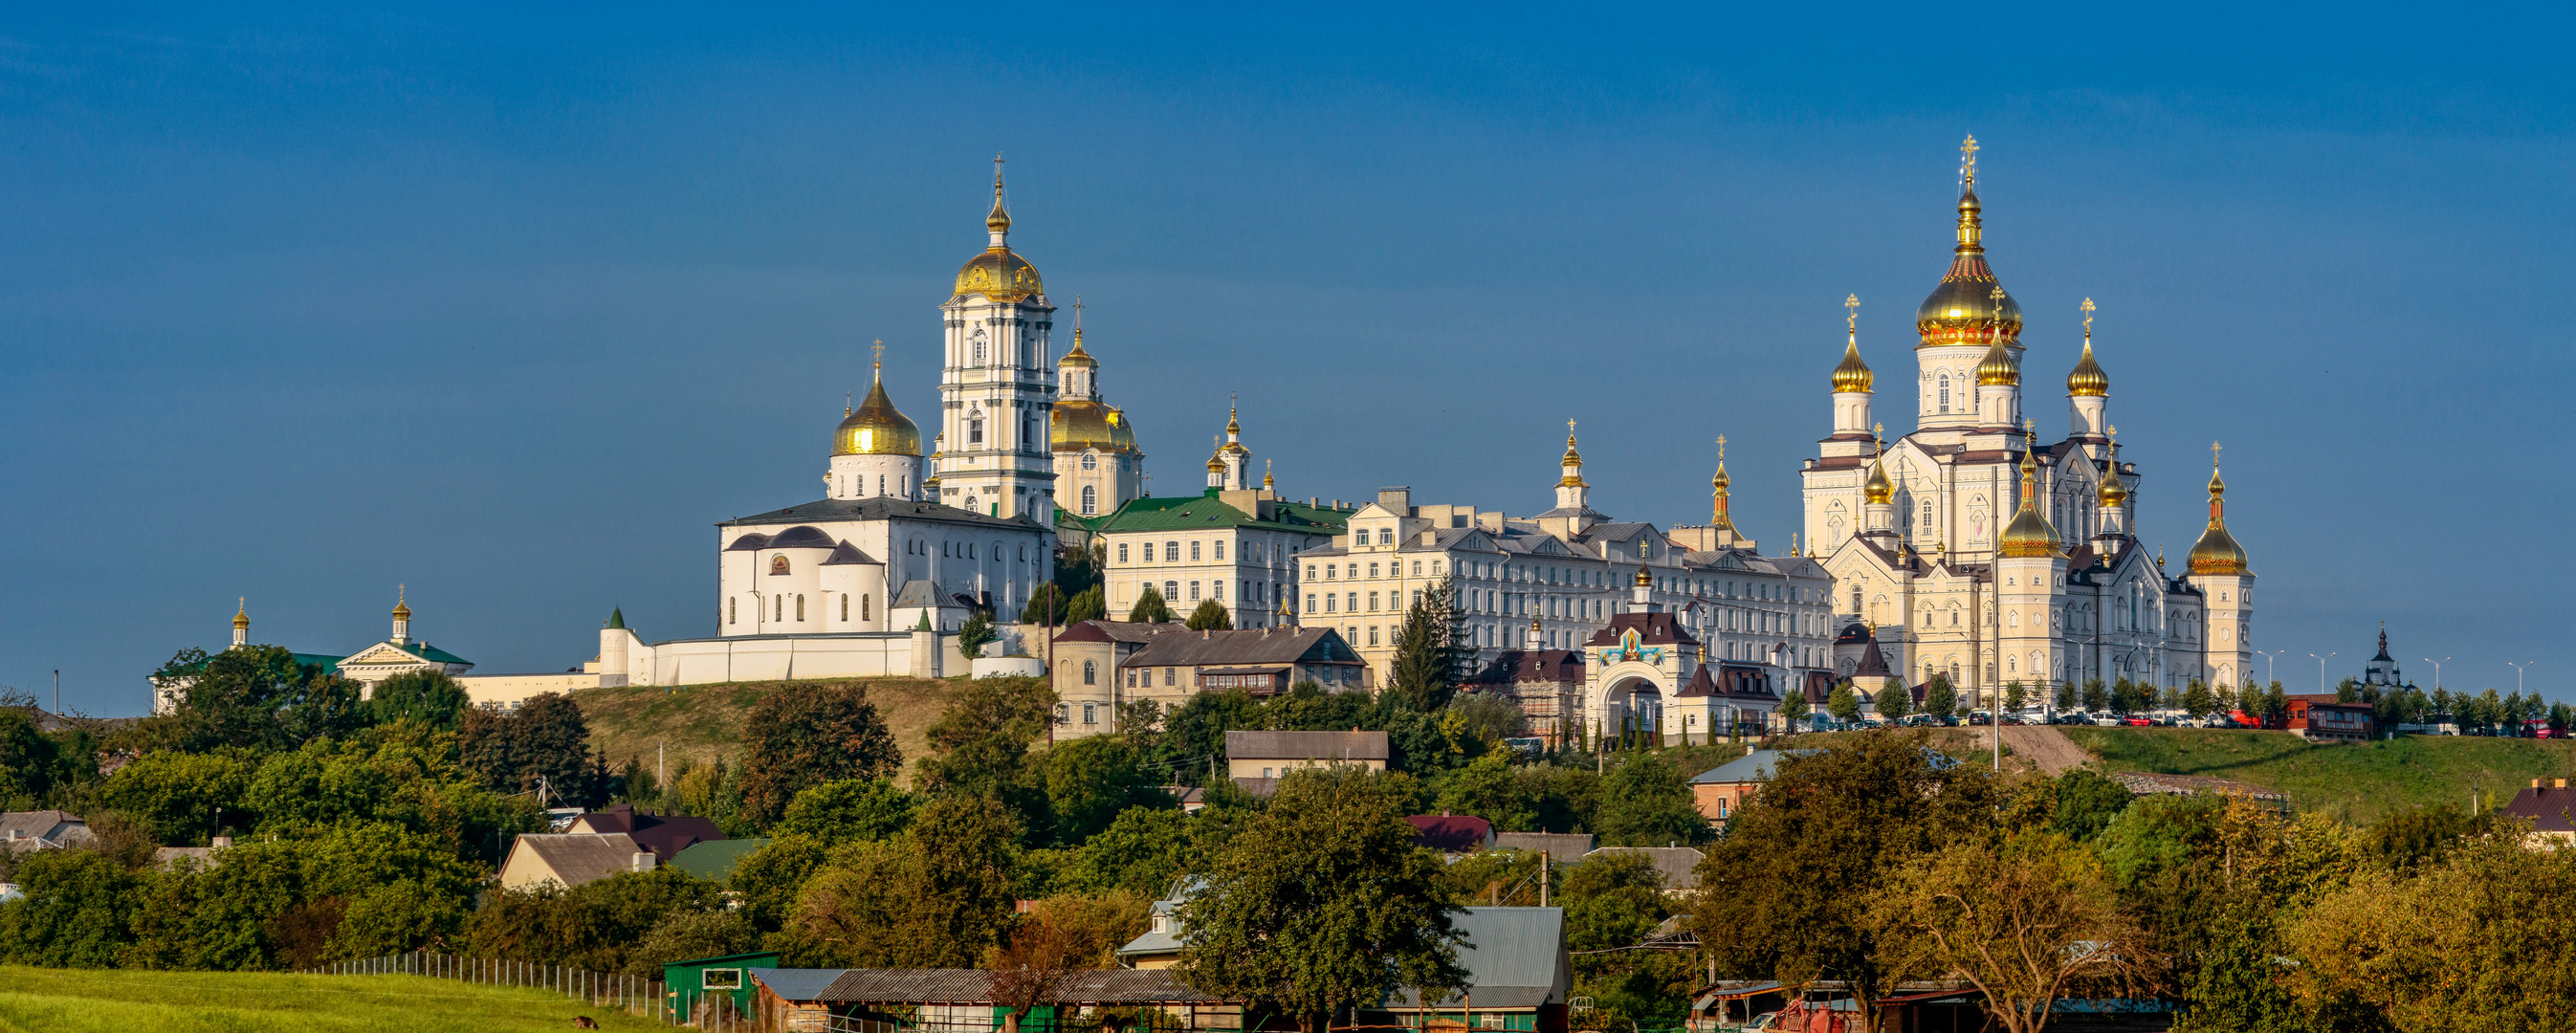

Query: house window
[1083,703,1097,724]
[1369,562,1380,578]
[1127,669,1137,687]
[1164,668,1176,686]
[1213,580,1224,601]
[1309,593,1318,612]
[776,595,784,622]
[1082,452,1097,471]
[969,413,984,444]
[1189,581,1200,602]
[1191,541,1202,561]
[1369,626,1380,646]
[1082,485,1097,515]
[1083,660,1096,685]
[1377,528,1393,544]
[1215,541,1226,560]
[1165,541,1179,561]
[1369,592,1380,611]
[841,594,848,621]
[1938,374,1950,412]
[1118,543,1130,563]
[728,598,736,625]
[1164,580,1178,602]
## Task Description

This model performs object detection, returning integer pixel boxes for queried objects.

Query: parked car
[2091,714,2125,727]
[2001,714,2027,726]
[2124,716,2154,727]
[1968,711,1993,726]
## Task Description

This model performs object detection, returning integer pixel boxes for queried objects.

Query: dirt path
[1990,724,2094,774]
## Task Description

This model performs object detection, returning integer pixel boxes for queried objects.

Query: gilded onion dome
[1832,332,1875,393]
[2097,463,2128,507]
[954,170,1044,302]
[1058,328,1098,368]
[1206,436,1225,474]
[1915,144,2021,347]
[232,599,250,631]
[2187,465,2250,575]
[2067,340,2108,397]
[1996,437,2062,559]
[1634,563,1653,587]
[835,363,922,456]
[391,589,412,621]
[1709,462,1736,531]
[1051,400,1123,452]
[1974,339,2020,386]
[1559,429,1587,489]
[1107,407,1137,452]
[1862,453,1895,505]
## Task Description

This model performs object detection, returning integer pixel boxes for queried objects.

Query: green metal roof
[670,837,770,883]
[1093,491,1353,536]
[292,653,343,675]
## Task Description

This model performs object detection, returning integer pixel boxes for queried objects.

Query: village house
[498,832,655,890]
[1050,621,1368,737]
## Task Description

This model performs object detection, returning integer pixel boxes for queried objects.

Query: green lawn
[2059,727,2576,824]
[0,966,663,1033]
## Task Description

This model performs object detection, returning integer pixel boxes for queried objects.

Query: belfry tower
[936,156,1058,523]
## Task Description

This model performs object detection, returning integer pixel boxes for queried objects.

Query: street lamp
[2423,657,2451,692]
[2507,661,2536,696]
[2308,652,2337,693]
[2254,649,2283,686]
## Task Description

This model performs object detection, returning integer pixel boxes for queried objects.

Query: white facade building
[936,163,1058,524]
[1800,141,2255,704]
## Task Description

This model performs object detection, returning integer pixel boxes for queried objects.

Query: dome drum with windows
[835,375,921,457]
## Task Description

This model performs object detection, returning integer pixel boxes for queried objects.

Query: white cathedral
[597,163,1152,687]
[1805,140,2255,703]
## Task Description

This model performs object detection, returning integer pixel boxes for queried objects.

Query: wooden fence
[307,949,725,1026]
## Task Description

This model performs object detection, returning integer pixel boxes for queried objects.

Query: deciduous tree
[737,683,902,828]
[1870,832,2157,1033]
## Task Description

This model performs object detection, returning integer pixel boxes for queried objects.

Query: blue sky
[4,5,2569,714]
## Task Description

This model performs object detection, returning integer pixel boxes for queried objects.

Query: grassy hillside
[2060,727,2576,824]
[0,966,660,1033]
[573,676,962,780]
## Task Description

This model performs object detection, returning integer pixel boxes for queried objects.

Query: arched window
[1081,452,1097,471]
[969,408,985,445]
[774,595,783,621]
[1083,660,1097,685]
[796,595,805,621]
[862,594,871,621]
[728,598,737,625]
[841,594,848,621]
[973,330,987,363]
[1937,373,1950,413]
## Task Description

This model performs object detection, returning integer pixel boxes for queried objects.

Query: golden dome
[1058,328,1097,368]
[1206,436,1225,474]
[1634,563,1652,587]
[834,369,922,456]
[1558,427,1587,489]
[232,598,250,631]
[2188,466,2250,575]
[2067,341,2108,397]
[1974,340,2020,386]
[2097,464,2128,507]
[1711,461,1729,491]
[1996,438,2062,559]
[985,192,1011,235]
[1915,182,2021,347]
[1862,454,1895,505]
[391,587,412,621]
[956,249,1043,302]
[1050,399,1127,453]
[1833,333,1875,393]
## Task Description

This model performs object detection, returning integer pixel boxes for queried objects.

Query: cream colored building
[1093,409,1348,629]
[1802,141,2254,704]
[1297,434,1835,694]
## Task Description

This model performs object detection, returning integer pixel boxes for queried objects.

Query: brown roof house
[2504,779,2576,848]
[1470,649,1586,747]
[499,832,656,890]
[1407,814,1496,853]
[1051,621,1367,739]
[567,804,725,862]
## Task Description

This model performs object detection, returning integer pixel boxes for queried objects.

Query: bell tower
[936,155,1058,524]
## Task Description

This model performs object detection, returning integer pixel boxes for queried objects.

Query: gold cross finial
[2107,424,2119,448]
[992,152,1005,196]
[1715,434,1727,462]
[2212,441,2222,468]
[1073,295,1084,330]
[1566,418,1577,445]
[2081,297,2096,341]
[871,338,884,369]
[1844,293,1860,333]
[1960,135,1979,187]
[1873,421,1884,442]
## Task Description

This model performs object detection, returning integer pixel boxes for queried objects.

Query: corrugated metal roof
[1583,846,1704,891]
[1386,906,1567,1010]
[751,968,843,1002]
[807,968,1223,1004]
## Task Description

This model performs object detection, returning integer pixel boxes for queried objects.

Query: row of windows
[727,593,872,625]
[1117,538,1290,564]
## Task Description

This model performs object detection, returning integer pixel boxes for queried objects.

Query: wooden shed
[663,951,781,1023]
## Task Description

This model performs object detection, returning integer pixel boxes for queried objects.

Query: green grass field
[574,675,961,781]
[2059,727,2576,823]
[0,966,663,1033]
